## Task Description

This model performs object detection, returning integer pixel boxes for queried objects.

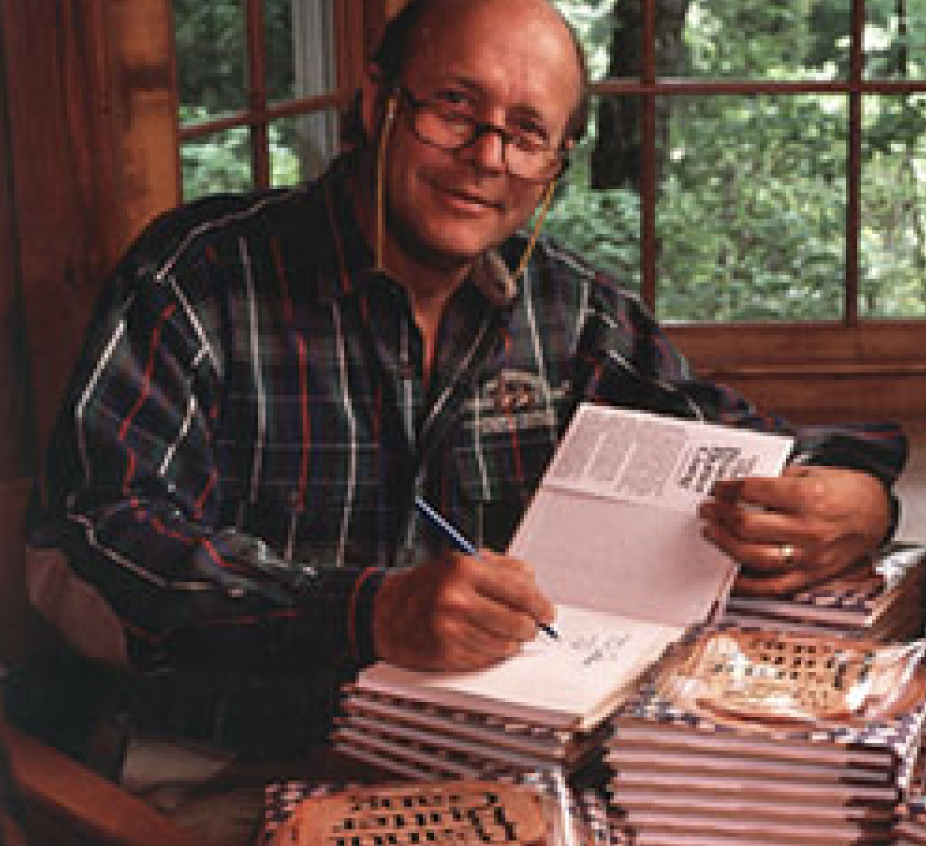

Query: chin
[406,226,501,268]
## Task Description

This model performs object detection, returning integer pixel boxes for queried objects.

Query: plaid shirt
[32,152,906,695]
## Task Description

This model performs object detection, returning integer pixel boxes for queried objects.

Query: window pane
[554,1,850,83]
[181,127,253,200]
[173,0,248,122]
[554,2,614,82]
[678,0,850,81]
[270,111,340,187]
[656,95,846,322]
[866,0,926,80]
[544,97,642,295]
[860,95,926,317]
[266,0,337,104]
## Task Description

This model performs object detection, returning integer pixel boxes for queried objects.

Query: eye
[431,88,476,114]
[509,119,550,151]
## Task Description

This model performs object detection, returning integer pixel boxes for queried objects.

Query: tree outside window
[172,0,926,325]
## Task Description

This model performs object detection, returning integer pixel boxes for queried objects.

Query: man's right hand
[372,550,555,671]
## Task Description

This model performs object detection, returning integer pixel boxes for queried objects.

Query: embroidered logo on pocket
[462,371,568,434]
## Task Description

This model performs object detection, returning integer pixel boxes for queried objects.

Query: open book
[356,404,794,733]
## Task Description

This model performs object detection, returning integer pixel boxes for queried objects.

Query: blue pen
[414,495,559,640]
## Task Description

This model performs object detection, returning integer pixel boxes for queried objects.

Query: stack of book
[723,543,925,642]
[896,795,926,845]
[333,597,673,781]
[336,683,613,779]
[603,627,926,845]
[337,406,794,785]
[259,771,617,846]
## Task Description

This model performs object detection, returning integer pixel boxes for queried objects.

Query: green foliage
[173,0,926,320]
[550,0,926,321]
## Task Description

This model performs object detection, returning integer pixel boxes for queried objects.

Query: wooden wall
[0,0,395,663]
[670,324,926,424]
[0,0,178,661]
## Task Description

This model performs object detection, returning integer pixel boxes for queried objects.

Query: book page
[544,405,793,510]
[510,404,793,625]
[359,604,682,731]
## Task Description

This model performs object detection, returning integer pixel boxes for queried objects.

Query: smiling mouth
[437,184,504,212]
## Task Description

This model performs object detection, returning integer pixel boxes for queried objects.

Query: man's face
[375,0,582,271]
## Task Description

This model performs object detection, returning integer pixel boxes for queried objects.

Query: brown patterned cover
[269,779,551,845]
[656,628,926,731]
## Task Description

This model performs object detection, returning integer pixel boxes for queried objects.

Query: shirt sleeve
[28,240,384,675]
[577,276,907,501]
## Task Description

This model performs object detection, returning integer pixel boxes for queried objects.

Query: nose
[460,124,507,174]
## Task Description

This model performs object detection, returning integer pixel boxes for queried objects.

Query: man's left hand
[699,464,893,597]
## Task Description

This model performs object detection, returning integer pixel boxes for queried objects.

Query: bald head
[372,0,589,144]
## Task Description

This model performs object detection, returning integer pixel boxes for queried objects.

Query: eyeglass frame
[392,85,572,183]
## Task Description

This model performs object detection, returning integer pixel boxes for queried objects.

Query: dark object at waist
[4,656,353,767]
[125,666,350,758]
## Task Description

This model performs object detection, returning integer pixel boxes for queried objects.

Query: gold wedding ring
[779,543,796,566]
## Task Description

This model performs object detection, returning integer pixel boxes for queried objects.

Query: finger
[470,550,556,630]
[702,520,800,574]
[700,498,817,550]
[459,591,543,644]
[710,473,818,516]
[734,555,859,598]
[424,553,542,644]
[438,616,525,669]
[396,596,525,671]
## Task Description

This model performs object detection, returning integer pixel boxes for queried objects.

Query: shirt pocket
[451,402,563,549]
[225,441,388,567]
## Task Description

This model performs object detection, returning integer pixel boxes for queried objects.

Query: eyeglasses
[397,86,569,183]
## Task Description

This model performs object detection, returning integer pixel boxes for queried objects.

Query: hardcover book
[352,404,792,734]
[603,627,926,845]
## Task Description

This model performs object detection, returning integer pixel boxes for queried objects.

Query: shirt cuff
[347,567,386,663]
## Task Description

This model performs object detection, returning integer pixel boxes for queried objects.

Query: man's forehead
[408,0,571,60]
[403,0,579,95]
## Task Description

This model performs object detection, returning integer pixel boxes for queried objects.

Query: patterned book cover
[258,771,614,846]
[898,796,926,845]
[613,632,926,794]
[724,543,924,627]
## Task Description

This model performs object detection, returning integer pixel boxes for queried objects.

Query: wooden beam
[4,0,179,463]
[668,323,926,423]
[1,705,206,846]
[107,0,181,245]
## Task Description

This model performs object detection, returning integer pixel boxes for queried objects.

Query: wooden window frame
[174,1,394,195]
[5,0,923,440]
[157,0,926,422]
[603,0,926,422]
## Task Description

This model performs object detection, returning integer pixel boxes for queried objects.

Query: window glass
[270,111,340,187]
[679,1,850,81]
[866,0,926,80]
[266,0,337,104]
[173,0,248,121]
[545,97,642,294]
[554,2,614,82]
[181,127,252,200]
[860,94,926,317]
[658,94,846,322]
[555,1,850,82]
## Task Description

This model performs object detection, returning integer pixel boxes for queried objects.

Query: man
[25,0,903,829]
